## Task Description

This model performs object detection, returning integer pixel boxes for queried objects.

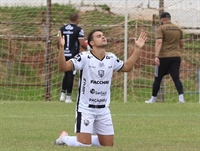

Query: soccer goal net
[0,0,199,103]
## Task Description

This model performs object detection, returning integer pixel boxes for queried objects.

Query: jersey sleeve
[113,54,124,72]
[69,52,85,70]
[78,28,85,39]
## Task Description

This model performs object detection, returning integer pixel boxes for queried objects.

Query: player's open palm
[58,34,65,48]
[134,32,147,48]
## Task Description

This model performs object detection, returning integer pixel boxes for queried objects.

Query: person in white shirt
[54,29,147,147]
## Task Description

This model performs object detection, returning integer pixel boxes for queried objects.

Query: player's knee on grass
[98,135,114,146]
[77,133,92,145]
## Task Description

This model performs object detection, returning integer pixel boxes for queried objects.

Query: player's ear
[90,41,94,47]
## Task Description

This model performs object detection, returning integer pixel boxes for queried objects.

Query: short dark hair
[160,12,171,19]
[69,13,79,22]
[87,29,102,48]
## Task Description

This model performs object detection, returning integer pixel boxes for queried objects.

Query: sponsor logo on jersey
[64,50,70,53]
[65,24,74,30]
[82,78,86,94]
[89,65,96,68]
[63,31,73,34]
[90,89,107,96]
[106,56,110,59]
[98,70,104,78]
[90,80,109,84]
[65,54,72,57]
[89,98,107,102]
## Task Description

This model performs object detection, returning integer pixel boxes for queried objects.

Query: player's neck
[92,48,105,60]
[162,20,171,24]
[70,21,77,25]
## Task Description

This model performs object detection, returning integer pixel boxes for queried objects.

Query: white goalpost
[123,0,128,103]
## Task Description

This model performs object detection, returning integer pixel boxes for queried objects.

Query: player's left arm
[120,32,147,72]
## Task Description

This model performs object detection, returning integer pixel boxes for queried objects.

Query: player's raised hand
[57,31,65,50]
[59,36,65,48]
[134,32,147,48]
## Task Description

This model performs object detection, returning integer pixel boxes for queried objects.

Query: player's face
[92,31,107,48]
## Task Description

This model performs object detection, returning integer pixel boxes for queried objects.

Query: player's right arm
[78,28,87,51]
[57,34,74,72]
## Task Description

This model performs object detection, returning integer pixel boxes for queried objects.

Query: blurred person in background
[145,12,185,104]
[57,12,87,103]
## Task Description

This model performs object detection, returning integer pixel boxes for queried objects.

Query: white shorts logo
[84,119,89,126]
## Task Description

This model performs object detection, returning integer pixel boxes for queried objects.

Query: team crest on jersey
[98,70,104,78]
[84,119,89,126]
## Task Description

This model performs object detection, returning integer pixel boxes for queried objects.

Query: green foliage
[51,4,78,23]
[5,63,40,85]
[0,50,8,58]
[183,51,200,66]
[184,42,200,51]
[133,77,153,86]
[0,39,9,58]
[81,10,124,25]
[0,86,44,101]
[142,65,155,74]
[97,4,110,11]
[0,6,46,35]
[8,6,45,22]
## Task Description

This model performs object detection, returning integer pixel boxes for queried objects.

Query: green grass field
[1,101,200,151]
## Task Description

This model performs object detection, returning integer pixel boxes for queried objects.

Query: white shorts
[74,111,114,135]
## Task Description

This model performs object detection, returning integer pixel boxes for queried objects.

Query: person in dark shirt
[58,13,87,103]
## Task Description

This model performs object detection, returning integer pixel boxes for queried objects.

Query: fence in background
[0,0,199,102]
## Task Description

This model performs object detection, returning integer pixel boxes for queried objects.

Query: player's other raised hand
[57,31,65,49]
[134,32,147,48]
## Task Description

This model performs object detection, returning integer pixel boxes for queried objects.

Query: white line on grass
[2,113,200,118]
